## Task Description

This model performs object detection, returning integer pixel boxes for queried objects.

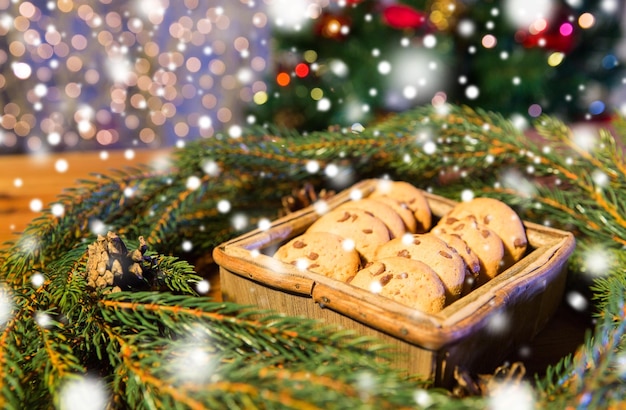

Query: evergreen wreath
[1,105,624,408]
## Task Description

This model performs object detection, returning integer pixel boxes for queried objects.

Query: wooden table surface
[0,148,592,381]
[0,148,171,243]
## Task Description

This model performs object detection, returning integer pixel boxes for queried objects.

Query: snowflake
[58,376,109,410]
[457,19,476,37]
[306,160,320,173]
[571,126,597,152]
[186,175,202,190]
[228,125,242,138]
[196,280,211,294]
[258,218,272,231]
[517,345,532,359]
[566,290,589,312]
[349,188,363,201]
[314,200,330,215]
[615,352,626,380]
[267,0,315,31]
[401,233,414,245]
[500,169,536,198]
[317,98,331,112]
[55,159,69,173]
[488,381,535,410]
[35,311,53,328]
[503,0,556,28]
[591,169,608,188]
[29,198,43,212]
[123,187,135,198]
[0,286,13,327]
[355,371,377,401]
[465,85,480,99]
[181,240,193,252]
[342,238,355,252]
[581,246,614,277]
[423,141,436,155]
[169,345,220,384]
[231,213,249,230]
[31,272,45,288]
[460,189,474,202]
[377,62,390,78]
[201,159,221,177]
[19,234,40,254]
[51,203,65,217]
[295,258,309,271]
[486,311,510,335]
[413,389,434,407]
[217,199,231,213]
[369,281,383,294]
[324,164,339,178]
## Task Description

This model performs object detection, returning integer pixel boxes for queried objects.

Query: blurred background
[0,0,625,154]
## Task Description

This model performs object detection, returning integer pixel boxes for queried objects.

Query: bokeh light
[0,1,269,153]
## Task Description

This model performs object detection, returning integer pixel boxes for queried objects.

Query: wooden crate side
[435,259,570,386]
[220,267,439,379]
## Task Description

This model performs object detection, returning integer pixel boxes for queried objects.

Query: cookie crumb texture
[273,180,528,314]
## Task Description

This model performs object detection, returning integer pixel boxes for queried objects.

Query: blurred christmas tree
[249,0,625,130]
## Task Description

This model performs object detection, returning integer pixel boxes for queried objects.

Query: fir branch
[1,104,626,407]
[0,312,27,409]
[149,254,201,295]
[98,292,392,366]
[537,286,626,407]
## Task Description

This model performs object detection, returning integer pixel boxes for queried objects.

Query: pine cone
[84,232,149,293]
[280,183,335,216]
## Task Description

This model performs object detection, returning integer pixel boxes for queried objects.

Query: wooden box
[213,179,575,386]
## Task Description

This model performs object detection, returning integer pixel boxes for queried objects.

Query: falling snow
[460,189,474,202]
[486,311,510,335]
[31,272,45,288]
[51,203,65,217]
[58,376,109,410]
[35,311,52,328]
[566,290,589,311]
[581,246,614,277]
[181,240,193,252]
[186,176,202,190]
[89,219,107,236]
[216,199,231,213]
[168,339,220,385]
[29,198,43,213]
[258,218,272,231]
[0,286,13,327]
[231,213,249,230]
[488,381,535,410]
[196,279,211,294]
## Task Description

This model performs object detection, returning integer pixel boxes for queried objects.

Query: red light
[295,63,309,78]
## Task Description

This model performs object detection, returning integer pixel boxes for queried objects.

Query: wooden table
[0,148,171,243]
[0,148,591,381]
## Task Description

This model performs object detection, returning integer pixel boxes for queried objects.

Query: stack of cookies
[273,179,528,314]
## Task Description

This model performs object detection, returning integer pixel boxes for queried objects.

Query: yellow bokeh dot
[547,52,565,67]
[310,88,323,100]
[58,0,73,13]
[304,50,318,63]
[253,91,268,105]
